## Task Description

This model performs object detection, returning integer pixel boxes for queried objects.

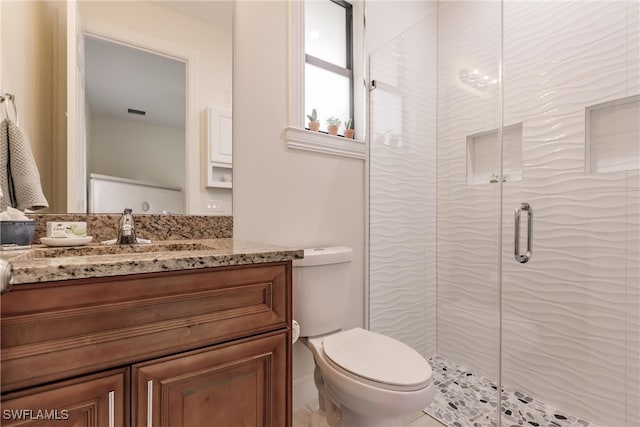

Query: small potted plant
[326,117,341,135]
[307,108,320,131]
[343,118,354,139]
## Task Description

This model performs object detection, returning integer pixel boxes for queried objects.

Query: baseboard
[293,375,317,410]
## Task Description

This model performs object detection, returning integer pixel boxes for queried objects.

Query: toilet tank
[293,247,353,338]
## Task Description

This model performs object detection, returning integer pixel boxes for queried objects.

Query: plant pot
[343,129,354,139]
[309,121,320,132]
[327,125,338,135]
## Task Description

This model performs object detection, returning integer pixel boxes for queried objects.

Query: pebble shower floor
[424,356,597,427]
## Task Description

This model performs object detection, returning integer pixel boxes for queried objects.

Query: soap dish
[40,236,94,247]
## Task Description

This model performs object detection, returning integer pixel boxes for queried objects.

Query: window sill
[285,126,367,160]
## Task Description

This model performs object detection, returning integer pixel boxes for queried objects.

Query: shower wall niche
[466,123,523,185]
[586,95,640,174]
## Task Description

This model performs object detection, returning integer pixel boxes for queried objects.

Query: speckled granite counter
[4,239,303,285]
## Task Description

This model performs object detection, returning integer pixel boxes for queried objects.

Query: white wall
[88,116,185,188]
[233,1,366,399]
[80,1,232,215]
[0,0,65,212]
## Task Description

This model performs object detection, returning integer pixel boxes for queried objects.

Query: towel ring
[0,92,18,125]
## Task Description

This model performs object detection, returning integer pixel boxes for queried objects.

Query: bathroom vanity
[0,239,302,427]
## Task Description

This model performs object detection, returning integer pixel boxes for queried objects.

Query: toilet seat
[321,328,432,392]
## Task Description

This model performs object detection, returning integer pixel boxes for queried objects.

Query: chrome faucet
[117,208,137,244]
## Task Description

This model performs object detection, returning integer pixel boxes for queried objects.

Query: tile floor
[293,400,445,427]
[425,355,597,427]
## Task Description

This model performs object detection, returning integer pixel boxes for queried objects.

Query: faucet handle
[117,207,137,244]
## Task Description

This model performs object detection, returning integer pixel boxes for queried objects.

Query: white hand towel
[0,119,49,211]
[0,119,11,210]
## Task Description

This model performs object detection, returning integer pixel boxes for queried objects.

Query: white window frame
[286,0,366,160]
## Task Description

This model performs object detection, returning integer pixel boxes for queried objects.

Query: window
[304,0,353,136]
[286,0,366,159]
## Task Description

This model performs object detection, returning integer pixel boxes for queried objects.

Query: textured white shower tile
[504,190,629,252]
[370,15,437,360]
[628,190,640,254]
[370,287,434,356]
[436,293,498,381]
[503,1,630,188]
[371,199,434,255]
[517,173,629,197]
[501,225,628,427]
[518,111,593,177]
[503,1,628,125]
[437,0,500,143]
[627,243,640,427]
[433,2,635,425]
[436,209,500,384]
[498,0,636,412]
[501,251,628,427]
[370,204,436,352]
[437,177,500,378]
[370,160,435,201]
[626,191,640,425]
[628,0,640,95]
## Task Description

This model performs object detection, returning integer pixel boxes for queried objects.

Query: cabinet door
[1,369,128,427]
[208,108,232,165]
[133,331,289,427]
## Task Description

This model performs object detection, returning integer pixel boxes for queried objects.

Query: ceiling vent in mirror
[127,108,146,116]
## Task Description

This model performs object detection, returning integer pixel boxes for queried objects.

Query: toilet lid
[322,328,432,390]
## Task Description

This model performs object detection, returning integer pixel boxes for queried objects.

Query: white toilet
[293,247,435,427]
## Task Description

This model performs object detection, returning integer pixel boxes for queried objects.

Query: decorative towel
[0,118,49,211]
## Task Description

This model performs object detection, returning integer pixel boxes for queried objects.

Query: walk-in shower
[368,2,639,426]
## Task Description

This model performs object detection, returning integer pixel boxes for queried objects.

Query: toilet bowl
[302,328,434,427]
[293,247,435,427]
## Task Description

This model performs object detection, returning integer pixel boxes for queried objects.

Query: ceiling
[85,36,186,128]
[84,1,233,129]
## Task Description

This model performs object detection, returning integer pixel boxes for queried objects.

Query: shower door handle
[514,203,533,263]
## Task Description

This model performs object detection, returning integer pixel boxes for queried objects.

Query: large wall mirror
[0,0,233,215]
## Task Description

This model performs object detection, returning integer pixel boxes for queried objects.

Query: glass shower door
[500,1,639,426]
[368,1,503,425]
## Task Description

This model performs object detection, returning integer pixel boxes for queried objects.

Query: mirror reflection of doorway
[84,36,186,214]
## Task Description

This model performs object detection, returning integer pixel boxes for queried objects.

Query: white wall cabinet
[207,107,233,188]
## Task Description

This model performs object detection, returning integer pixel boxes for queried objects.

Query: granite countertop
[4,239,304,285]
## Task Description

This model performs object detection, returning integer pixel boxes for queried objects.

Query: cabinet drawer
[1,262,291,392]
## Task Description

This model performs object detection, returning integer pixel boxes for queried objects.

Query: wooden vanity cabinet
[0,262,292,427]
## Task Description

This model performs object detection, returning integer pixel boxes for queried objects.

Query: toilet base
[315,366,403,427]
